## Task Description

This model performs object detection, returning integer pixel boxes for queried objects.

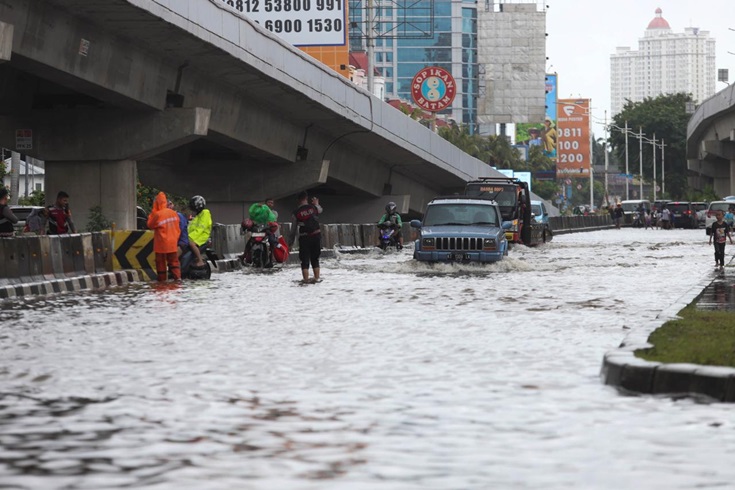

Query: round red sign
[410,66,457,112]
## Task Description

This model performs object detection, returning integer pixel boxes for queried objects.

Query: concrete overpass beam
[0,21,12,63]
[140,158,330,224]
[701,140,735,162]
[45,160,137,231]
[0,108,210,161]
[2,0,172,109]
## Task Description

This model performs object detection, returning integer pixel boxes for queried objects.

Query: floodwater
[1,228,734,489]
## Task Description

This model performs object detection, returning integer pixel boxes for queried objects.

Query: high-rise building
[349,0,480,130]
[610,8,716,116]
[349,1,545,133]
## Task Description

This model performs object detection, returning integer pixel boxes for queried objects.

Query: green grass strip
[636,305,735,367]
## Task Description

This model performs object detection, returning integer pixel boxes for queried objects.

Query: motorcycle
[632,213,645,228]
[241,220,278,269]
[378,223,401,250]
[180,242,219,280]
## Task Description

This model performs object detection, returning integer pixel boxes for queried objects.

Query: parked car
[620,199,651,216]
[9,205,44,234]
[531,200,549,225]
[666,201,698,229]
[705,201,735,235]
[652,199,671,213]
[410,196,510,263]
[690,201,707,228]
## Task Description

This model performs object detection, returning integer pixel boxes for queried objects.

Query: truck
[464,177,551,246]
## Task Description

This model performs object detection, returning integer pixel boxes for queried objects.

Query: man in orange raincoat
[147,192,182,281]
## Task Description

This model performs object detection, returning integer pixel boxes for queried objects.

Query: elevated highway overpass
[687,83,735,196]
[0,0,507,228]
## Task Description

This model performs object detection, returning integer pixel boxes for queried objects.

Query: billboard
[556,98,591,176]
[515,73,558,161]
[210,0,347,47]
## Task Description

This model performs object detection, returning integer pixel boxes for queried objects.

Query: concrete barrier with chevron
[111,230,156,280]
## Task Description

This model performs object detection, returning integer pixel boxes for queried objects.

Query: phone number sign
[410,67,457,112]
[211,0,346,47]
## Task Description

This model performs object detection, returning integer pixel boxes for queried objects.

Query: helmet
[385,202,397,214]
[241,218,253,231]
[189,195,206,213]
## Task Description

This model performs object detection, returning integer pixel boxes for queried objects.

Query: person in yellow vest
[181,195,212,273]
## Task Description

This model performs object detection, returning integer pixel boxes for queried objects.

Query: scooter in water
[180,242,220,280]
[378,223,401,251]
[240,220,278,269]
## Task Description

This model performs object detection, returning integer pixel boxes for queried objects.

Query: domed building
[610,8,715,115]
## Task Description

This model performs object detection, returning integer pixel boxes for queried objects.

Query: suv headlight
[422,237,435,249]
[483,238,496,250]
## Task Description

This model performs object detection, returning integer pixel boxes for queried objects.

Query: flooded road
[1,228,734,489]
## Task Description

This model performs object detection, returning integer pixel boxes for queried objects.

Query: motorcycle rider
[377,201,403,249]
[241,201,279,267]
[180,195,212,274]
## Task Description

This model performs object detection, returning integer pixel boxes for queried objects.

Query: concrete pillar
[0,21,12,63]
[45,160,137,231]
[731,159,735,196]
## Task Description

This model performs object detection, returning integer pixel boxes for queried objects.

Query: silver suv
[410,197,510,263]
[704,201,734,235]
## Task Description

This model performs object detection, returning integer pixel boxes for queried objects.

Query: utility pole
[661,139,666,197]
[604,111,609,205]
[652,133,657,202]
[10,151,20,205]
[366,0,374,96]
[638,127,643,199]
[624,120,629,200]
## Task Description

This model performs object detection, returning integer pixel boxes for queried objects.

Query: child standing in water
[709,210,733,270]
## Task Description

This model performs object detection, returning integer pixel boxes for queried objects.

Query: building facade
[349,0,480,130]
[610,8,716,116]
[476,1,546,132]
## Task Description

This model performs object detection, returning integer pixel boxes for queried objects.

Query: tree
[609,93,692,199]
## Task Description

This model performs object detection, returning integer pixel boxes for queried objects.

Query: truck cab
[464,177,548,245]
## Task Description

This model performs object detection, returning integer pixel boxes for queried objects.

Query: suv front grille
[435,237,484,251]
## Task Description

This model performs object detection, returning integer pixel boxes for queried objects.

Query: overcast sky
[546,0,735,134]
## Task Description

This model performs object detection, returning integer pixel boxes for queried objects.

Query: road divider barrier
[0,233,113,286]
[111,230,156,280]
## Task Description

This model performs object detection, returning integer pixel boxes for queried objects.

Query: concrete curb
[600,261,735,402]
[0,270,148,299]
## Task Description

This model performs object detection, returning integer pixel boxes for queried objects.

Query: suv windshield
[667,204,689,213]
[709,202,732,213]
[424,204,499,227]
[621,202,644,213]
[531,204,543,216]
[691,203,707,212]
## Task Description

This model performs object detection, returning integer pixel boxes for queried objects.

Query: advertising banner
[210,0,347,47]
[556,98,591,177]
[515,74,558,161]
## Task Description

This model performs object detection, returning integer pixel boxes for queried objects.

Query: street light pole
[604,111,609,205]
[639,126,644,199]
[366,0,374,96]
[624,120,629,200]
[661,139,666,197]
[652,133,657,202]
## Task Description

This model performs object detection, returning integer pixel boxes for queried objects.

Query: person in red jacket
[147,192,181,281]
